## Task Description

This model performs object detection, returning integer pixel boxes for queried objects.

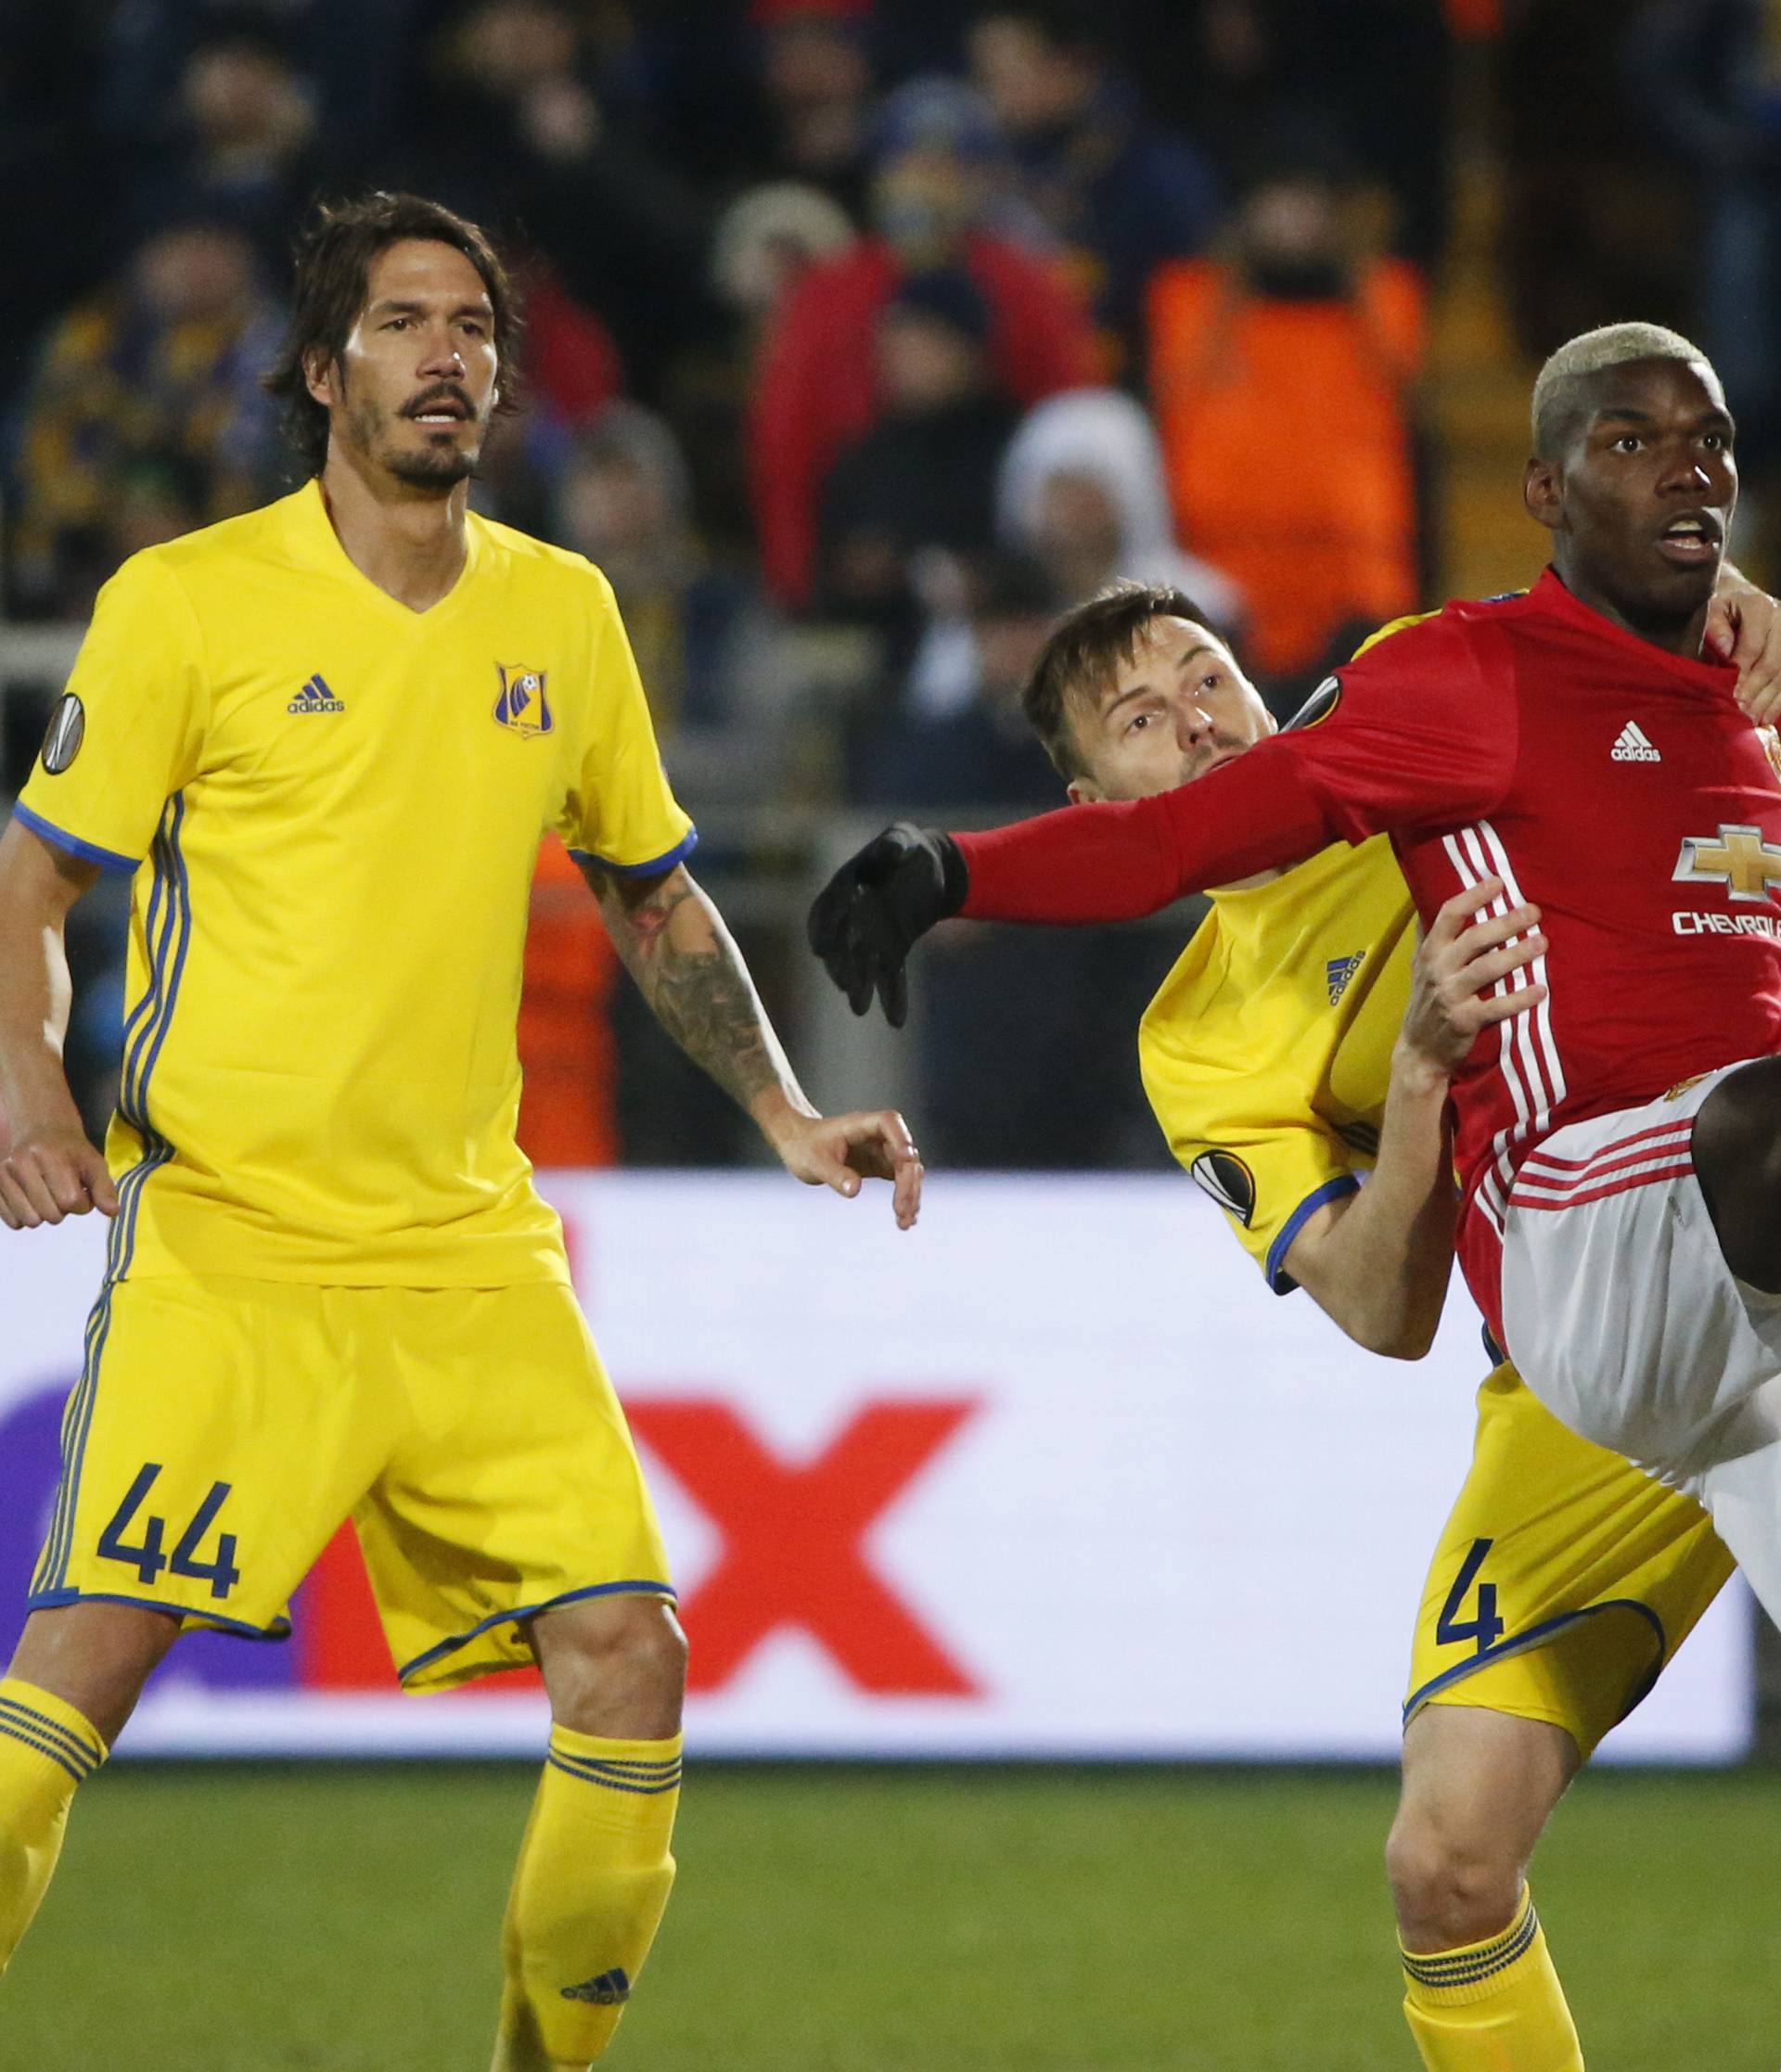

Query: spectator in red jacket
[749,74,1096,608]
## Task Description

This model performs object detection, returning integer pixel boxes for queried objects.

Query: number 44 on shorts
[96,1464,242,1601]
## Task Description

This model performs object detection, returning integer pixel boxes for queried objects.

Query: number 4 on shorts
[97,1463,243,1601]
[1436,1536,1505,1656]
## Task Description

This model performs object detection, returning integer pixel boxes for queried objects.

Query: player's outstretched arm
[0,817,119,1229]
[582,857,922,1229]
[1282,879,1544,1359]
[808,744,1339,1023]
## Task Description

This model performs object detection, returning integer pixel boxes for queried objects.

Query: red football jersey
[956,570,1781,1333]
[1302,572,1781,1334]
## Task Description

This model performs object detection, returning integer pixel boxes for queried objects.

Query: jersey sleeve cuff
[569,826,698,877]
[10,802,139,875]
[1264,1173,1362,1294]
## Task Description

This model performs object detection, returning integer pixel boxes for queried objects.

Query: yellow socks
[491,1727,682,2071]
[0,1678,108,1978]
[1401,1887,1583,2070]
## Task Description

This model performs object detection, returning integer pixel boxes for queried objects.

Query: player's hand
[1706,571,1781,725]
[807,823,968,1028]
[767,1106,924,1230]
[1399,877,1546,1078]
[0,1124,119,1229]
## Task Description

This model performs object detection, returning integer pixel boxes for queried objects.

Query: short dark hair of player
[1021,582,1209,780]
[263,191,522,471]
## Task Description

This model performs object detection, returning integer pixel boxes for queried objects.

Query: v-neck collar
[288,477,482,624]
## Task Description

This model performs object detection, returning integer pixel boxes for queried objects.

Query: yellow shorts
[1404,1364,1734,1758]
[28,1275,673,1692]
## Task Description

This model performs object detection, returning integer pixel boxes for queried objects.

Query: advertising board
[0,1173,1750,1760]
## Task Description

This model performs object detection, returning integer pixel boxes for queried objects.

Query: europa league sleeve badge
[40,694,85,775]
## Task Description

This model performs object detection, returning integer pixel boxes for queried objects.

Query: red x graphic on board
[629,1400,980,1695]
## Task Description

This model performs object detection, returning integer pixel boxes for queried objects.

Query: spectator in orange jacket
[516,838,622,1170]
[1147,149,1425,688]
[750,75,1096,609]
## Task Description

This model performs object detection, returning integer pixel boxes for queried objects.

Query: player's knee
[536,1595,686,1736]
[5,1602,179,1747]
[1385,1808,1521,1951]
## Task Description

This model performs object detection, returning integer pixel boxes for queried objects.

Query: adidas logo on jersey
[1611,721,1660,762]
[561,1968,631,2006]
[1325,953,1365,1004]
[288,673,344,715]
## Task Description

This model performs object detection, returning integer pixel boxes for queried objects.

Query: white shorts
[1499,1058,1781,1617]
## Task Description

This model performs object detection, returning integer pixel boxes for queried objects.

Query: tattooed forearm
[583,861,799,1118]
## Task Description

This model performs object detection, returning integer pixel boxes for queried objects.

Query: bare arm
[1281,879,1544,1358]
[578,857,923,1227]
[0,816,119,1228]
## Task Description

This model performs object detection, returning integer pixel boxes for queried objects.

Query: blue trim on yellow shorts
[1265,1174,1360,1292]
[568,827,698,878]
[10,803,139,875]
[37,798,193,1598]
[397,1579,678,1686]
[23,1587,292,1642]
[34,1287,116,1597]
[1403,1597,1669,1730]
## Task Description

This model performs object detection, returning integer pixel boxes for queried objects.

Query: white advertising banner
[0,1172,1752,1762]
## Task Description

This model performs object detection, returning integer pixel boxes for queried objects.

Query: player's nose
[1178,700,1215,748]
[1657,449,1715,498]
[417,331,467,377]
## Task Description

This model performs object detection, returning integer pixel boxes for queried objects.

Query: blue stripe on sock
[548,1757,685,1784]
[1403,1907,1538,1989]
[546,1754,683,1795]
[545,1746,683,1772]
[0,1697,102,1773]
[1405,1908,1537,1977]
[545,1752,683,1772]
[0,1712,90,1784]
[0,1699,99,1773]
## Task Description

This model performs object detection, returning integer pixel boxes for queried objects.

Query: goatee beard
[387,444,476,490]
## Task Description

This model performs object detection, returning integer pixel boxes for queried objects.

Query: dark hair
[263,191,522,470]
[1021,581,1209,779]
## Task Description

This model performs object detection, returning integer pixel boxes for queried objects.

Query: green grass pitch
[6,1763,1777,2069]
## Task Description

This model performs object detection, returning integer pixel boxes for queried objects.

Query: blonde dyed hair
[1531,322,1712,458]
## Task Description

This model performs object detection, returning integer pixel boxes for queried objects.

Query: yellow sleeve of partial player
[15,551,210,873]
[1147,1078,1362,1293]
[1351,608,1440,659]
[557,568,696,876]
[1138,964,1364,1294]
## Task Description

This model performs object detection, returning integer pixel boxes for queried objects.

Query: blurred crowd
[0,0,1766,1169]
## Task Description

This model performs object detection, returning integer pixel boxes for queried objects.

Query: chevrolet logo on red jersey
[1673,824,1781,903]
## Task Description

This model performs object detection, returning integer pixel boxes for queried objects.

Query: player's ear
[1525,454,1563,535]
[1067,776,1102,806]
[302,344,337,411]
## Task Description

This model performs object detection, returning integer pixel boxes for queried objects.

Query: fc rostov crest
[493,665,553,737]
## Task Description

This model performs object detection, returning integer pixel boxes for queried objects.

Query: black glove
[806,822,969,1028]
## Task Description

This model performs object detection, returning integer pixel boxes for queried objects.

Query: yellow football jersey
[16,480,691,1285]
[1138,834,1416,1290]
